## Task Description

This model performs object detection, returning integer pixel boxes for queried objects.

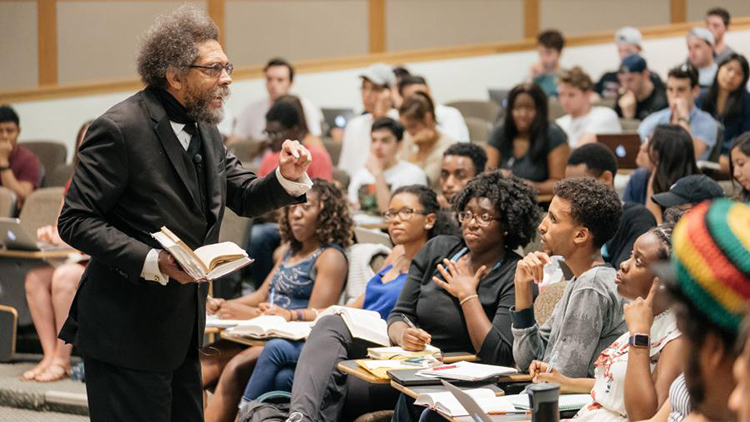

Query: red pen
[431,365,457,371]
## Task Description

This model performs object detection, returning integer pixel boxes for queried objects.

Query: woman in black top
[387,172,541,422]
[486,83,570,195]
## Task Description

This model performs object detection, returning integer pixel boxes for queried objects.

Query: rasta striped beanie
[671,198,750,334]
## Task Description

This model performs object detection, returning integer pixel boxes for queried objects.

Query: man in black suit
[57,6,312,422]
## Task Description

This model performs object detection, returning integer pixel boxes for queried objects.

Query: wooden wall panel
[225,0,368,67]
[0,1,38,91]
[57,1,206,84]
[541,0,670,36]
[386,0,524,52]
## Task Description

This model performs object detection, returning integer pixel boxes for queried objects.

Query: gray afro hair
[136,5,219,89]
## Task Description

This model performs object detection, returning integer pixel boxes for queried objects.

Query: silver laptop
[0,218,64,251]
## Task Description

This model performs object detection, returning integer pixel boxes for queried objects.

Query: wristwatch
[629,333,650,349]
[0,166,10,172]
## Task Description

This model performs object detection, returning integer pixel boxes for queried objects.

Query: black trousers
[83,346,203,422]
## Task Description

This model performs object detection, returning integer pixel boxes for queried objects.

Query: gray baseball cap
[360,63,397,88]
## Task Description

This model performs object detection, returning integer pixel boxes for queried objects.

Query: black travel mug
[529,383,560,422]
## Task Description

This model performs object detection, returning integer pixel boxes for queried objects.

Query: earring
[425,225,433,229]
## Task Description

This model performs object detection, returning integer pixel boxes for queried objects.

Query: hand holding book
[158,250,196,284]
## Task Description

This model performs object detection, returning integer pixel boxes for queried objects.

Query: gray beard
[185,86,230,125]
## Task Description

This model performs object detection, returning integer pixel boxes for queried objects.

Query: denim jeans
[242,339,304,401]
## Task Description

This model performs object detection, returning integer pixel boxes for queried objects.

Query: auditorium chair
[0,187,17,218]
[618,118,641,134]
[18,187,65,235]
[323,138,343,166]
[21,141,67,186]
[0,305,18,362]
[465,117,492,143]
[45,163,75,187]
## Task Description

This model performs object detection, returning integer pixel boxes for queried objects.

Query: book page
[328,307,389,346]
[161,227,209,274]
[417,361,517,381]
[415,389,501,416]
[231,315,288,336]
[206,257,253,280]
[151,231,205,280]
[194,241,248,271]
[367,344,441,360]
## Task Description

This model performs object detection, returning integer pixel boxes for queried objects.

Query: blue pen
[269,287,276,307]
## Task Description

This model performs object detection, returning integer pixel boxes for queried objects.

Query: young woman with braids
[529,218,685,422]
[235,185,454,421]
[389,172,541,422]
[200,179,353,422]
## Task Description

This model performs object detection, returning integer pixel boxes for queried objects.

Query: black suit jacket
[58,89,302,372]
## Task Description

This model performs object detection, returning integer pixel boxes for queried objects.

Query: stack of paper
[416,361,517,382]
[367,344,442,360]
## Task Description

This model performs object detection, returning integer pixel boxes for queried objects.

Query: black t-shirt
[488,123,568,182]
[614,83,669,121]
[603,202,656,269]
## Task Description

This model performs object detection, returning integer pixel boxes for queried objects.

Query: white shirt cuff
[275,167,313,197]
[141,248,169,285]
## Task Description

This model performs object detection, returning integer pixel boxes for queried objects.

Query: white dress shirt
[435,104,470,142]
[141,121,312,285]
[233,95,323,140]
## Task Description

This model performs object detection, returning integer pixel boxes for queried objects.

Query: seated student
[565,143,656,269]
[20,120,91,383]
[389,172,541,422]
[391,66,411,110]
[663,199,750,422]
[696,53,750,166]
[595,27,662,100]
[729,316,750,422]
[232,58,323,143]
[0,105,41,208]
[615,54,669,121]
[706,7,735,64]
[687,27,718,90]
[241,186,453,421]
[556,67,622,148]
[530,222,683,422]
[438,143,487,209]
[398,92,456,190]
[201,180,352,422]
[339,63,398,177]
[398,75,470,142]
[528,29,565,98]
[258,99,332,181]
[651,174,725,218]
[730,133,750,202]
[638,64,719,161]
[625,125,700,213]
[511,178,625,378]
[348,118,427,214]
[487,83,570,195]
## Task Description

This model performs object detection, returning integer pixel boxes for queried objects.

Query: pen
[545,351,560,374]
[269,288,275,307]
[403,315,417,329]
[430,365,456,371]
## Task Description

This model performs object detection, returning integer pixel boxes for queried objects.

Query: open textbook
[414,388,517,417]
[151,226,252,281]
[316,306,390,346]
[225,316,313,340]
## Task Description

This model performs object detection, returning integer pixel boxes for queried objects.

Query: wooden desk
[338,359,390,384]
[219,330,272,347]
[0,248,77,260]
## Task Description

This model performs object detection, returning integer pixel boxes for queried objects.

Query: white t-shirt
[435,104,470,142]
[233,95,323,140]
[338,109,400,176]
[347,160,428,212]
[556,106,622,148]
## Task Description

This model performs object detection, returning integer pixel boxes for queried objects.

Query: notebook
[415,384,518,417]
[416,361,518,382]
[503,393,593,412]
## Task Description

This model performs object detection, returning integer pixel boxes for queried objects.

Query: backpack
[237,391,291,422]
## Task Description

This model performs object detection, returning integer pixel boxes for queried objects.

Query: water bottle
[529,383,559,422]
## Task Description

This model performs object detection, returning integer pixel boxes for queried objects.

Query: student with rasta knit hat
[661,199,750,422]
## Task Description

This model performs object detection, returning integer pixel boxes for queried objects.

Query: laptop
[596,134,642,170]
[321,108,356,133]
[0,218,65,251]
[442,380,529,422]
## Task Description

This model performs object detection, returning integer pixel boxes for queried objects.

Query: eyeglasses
[264,129,286,140]
[187,63,234,77]
[383,207,428,221]
[457,211,500,227]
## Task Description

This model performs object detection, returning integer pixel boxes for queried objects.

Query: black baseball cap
[651,175,725,208]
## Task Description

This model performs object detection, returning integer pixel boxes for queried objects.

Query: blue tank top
[362,264,407,319]
[269,244,345,310]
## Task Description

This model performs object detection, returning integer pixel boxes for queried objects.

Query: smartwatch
[629,333,650,349]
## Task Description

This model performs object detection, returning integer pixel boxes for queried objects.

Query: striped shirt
[667,374,692,422]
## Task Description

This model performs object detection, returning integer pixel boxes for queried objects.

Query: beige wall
[386,0,524,51]
[541,0,670,36]
[0,1,38,91]
[688,0,750,21]
[225,0,368,67]
[57,1,206,84]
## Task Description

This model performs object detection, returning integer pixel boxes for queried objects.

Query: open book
[151,226,252,281]
[316,306,390,346]
[225,316,313,340]
[416,361,517,382]
[414,388,517,417]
